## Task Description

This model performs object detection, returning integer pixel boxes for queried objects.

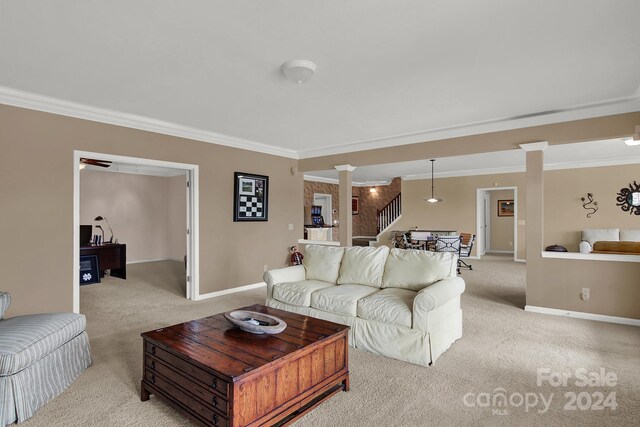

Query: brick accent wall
[303,177,401,240]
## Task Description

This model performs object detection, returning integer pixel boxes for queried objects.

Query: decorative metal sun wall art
[616,181,640,215]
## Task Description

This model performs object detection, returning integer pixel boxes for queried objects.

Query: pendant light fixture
[425,159,442,203]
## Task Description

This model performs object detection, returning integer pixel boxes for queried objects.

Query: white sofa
[264,245,465,366]
[581,228,640,254]
[581,228,640,246]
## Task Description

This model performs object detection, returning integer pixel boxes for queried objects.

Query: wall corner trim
[524,305,640,327]
[193,282,266,301]
[519,141,548,152]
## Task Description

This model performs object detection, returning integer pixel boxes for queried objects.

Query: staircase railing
[377,193,401,234]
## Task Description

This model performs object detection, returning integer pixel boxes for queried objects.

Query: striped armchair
[0,292,92,425]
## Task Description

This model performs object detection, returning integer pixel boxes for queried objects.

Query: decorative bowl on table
[224,310,287,334]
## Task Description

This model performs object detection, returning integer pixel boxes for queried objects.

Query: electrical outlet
[288,223,294,230]
[264,264,268,272]
[581,287,590,301]
[508,241,513,247]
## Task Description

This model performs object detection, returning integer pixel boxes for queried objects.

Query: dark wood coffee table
[140,304,349,427]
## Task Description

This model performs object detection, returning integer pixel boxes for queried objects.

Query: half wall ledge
[541,251,640,263]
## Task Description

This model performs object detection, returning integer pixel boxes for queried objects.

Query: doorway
[73,151,199,313]
[313,193,333,226]
[476,187,518,261]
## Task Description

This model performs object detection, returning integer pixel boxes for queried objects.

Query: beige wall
[543,163,640,251]
[489,190,515,252]
[0,104,302,317]
[534,258,640,319]
[526,158,640,320]
[382,173,525,259]
[80,171,186,262]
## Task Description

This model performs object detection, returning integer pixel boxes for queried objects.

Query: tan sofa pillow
[382,248,457,291]
[337,246,390,288]
[303,245,345,283]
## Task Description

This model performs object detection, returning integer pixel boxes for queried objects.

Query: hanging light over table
[425,159,442,203]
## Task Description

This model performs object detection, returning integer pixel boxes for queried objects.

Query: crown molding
[303,175,339,184]
[303,174,391,187]
[402,165,526,180]
[520,141,548,152]
[2,85,639,164]
[297,96,640,159]
[334,164,357,172]
[544,156,640,171]
[0,86,299,159]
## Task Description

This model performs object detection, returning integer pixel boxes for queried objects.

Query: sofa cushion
[581,228,619,246]
[0,313,87,375]
[310,285,380,316]
[620,229,640,242]
[357,288,416,328]
[272,280,335,307]
[303,245,345,284]
[337,246,390,288]
[0,292,9,320]
[382,248,457,291]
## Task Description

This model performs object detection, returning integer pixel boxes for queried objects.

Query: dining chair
[459,233,475,271]
[434,235,463,273]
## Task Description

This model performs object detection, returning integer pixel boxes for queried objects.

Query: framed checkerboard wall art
[233,172,269,221]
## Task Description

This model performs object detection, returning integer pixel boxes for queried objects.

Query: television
[80,225,92,246]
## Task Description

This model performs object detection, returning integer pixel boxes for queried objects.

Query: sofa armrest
[263,265,306,299]
[413,277,465,331]
[0,292,10,320]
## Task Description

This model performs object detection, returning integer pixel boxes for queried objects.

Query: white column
[520,141,547,306]
[335,164,356,247]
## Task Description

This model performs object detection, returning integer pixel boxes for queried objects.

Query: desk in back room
[80,244,127,279]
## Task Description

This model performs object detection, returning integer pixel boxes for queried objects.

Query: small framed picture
[234,172,269,221]
[79,255,100,285]
[352,196,359,215]
[498,200,514,217]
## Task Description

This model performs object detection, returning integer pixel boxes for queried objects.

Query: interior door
[482,192,490,255]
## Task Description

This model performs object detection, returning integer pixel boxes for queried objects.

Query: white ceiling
[1,1,639,159]
[304,138,640,184]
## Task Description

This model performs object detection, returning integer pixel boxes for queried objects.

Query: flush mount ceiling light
[281,60,316,85]
[425,159,442,203]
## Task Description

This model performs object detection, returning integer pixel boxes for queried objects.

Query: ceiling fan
[79,158,112,169]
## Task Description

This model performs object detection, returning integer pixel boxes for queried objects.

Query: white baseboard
[525,305,640,327]
[515,258,526,263]
[126,258,169,265]
[195,282,266,301]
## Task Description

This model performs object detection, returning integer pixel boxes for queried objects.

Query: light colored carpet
[20,258,640,426]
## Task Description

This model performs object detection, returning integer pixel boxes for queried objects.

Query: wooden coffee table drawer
[145,356,228,416]
[144,370,228,427]
[145,342,229,397]
[141,305,350,427]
